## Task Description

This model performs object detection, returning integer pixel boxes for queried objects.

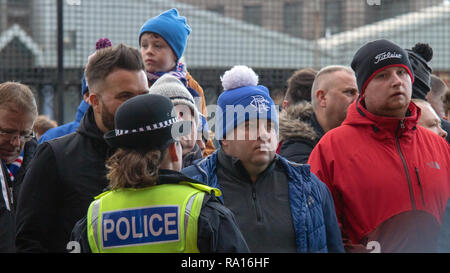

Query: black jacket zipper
[415,167,426,207]
[395,120,416,210]
[251,183,262,223]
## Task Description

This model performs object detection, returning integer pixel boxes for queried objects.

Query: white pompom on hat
[221,65,259,91]
[216,65,278,139]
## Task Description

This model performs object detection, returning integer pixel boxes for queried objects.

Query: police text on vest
[101,206,179,248]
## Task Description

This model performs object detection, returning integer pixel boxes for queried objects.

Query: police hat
[104,94,189,151]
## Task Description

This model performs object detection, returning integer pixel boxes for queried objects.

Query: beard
[101,99,115,132]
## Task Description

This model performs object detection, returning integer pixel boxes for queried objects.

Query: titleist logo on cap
[374,51,402,64]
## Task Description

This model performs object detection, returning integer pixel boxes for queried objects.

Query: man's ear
[282,100,290,110]
[89,93,98,106]
[316,89,327,108]
[89,93,101,114]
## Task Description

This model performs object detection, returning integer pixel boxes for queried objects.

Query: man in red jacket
[308,39,450,253]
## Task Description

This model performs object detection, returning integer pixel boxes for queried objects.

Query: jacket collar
[310,112,325,140]
[279,102,319,142]
[76,106,116,159]
[76,106,105,141]
[217,148,276,183]
[157,169,201,185]
[343,97,420,140]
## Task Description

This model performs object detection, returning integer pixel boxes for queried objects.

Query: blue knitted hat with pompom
[216,66,278,139]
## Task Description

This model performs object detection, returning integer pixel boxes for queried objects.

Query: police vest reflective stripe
[86,182,221,253]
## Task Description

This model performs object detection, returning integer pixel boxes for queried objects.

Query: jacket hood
[343,97,420,139]
[279,102,318,142]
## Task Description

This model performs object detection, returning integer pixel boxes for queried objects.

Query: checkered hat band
[114,117,178,136]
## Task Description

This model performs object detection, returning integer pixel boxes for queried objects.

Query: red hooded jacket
[308,99,450,252]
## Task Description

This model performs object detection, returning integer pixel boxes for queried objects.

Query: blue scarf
[146,62,200,99]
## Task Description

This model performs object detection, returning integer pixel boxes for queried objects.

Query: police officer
[70,94,249,253]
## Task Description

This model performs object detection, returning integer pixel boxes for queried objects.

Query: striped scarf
[5,150,24,182]
[146,62,200,99]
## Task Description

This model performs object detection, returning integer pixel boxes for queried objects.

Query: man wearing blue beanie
[216,66,279,140]
[183,65,344,253]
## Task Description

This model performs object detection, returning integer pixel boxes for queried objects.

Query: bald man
[413,99,447,139]
[279,65,358,163]
[427,75,450,143]
[428,75,447,118]
[311,65,359,133]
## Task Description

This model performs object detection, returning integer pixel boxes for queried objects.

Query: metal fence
[0,0,449,123]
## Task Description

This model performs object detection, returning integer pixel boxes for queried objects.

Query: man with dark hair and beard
[16,44,149,252]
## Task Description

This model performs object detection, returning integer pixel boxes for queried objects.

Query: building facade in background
[0,0,448,121]
[178,0,441,38]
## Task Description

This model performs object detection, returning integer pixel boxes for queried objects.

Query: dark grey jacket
[183,148,344,253]
[215,149,298,252]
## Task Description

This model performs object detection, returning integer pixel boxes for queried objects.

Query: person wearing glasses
[0,81,38,252]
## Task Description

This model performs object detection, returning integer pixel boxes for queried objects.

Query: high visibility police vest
[86,181,221,253]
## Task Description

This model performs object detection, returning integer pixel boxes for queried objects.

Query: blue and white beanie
[139,8,191,61]
[216,65,279,139]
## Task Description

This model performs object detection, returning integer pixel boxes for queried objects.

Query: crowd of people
[0,8,449,253]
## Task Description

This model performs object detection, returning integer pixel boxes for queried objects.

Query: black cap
[406,43,433,100]
[351,39,414,96]
[104,94,188,150]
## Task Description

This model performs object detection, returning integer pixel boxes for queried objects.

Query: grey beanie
[149,74,199,126]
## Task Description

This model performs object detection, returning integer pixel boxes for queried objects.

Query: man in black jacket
[15,44,149,252]
[279,65,358,163]
[0,82,38,253]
